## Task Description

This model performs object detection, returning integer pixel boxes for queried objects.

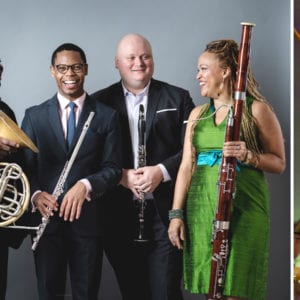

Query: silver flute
[31,111,95,250]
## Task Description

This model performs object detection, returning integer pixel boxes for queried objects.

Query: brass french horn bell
[0,110,37,227]
[0,110,38,153]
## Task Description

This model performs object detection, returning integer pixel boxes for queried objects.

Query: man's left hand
[134,165,163,194]
[59,181,87,222]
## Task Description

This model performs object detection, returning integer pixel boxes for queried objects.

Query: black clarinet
[134,104,149,242]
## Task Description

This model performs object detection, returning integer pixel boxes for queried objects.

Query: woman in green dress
[168,40,285,300]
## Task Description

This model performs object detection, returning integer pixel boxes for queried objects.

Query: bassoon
[208,22,255,300]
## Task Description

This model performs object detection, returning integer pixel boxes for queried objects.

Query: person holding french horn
[0,60,28,300]
[168,38,285,300]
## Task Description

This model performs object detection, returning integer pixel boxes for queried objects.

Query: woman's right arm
[168,106,203,249]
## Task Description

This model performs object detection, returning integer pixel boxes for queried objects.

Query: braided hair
[203,39,272,153]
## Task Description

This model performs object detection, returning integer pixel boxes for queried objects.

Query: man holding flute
[21,43,122,300]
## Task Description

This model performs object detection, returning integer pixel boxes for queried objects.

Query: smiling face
[115,34,154,95]
[196,51,229,99]
[50,50,88,100]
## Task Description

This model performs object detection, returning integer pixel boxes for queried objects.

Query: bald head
[116,34,152,58]
[115,33,154,95]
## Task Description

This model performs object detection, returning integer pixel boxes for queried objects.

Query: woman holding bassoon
[168,38,285,299]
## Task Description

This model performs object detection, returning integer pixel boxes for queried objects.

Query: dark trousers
[104,200,183,300]
[0,245,8,300]
[0,227,27,300]
[103,199,141,300]
[33,229,103,300]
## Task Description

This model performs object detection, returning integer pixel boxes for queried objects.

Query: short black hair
[51,43,87,66]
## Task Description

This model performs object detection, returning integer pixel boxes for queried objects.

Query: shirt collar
[57,91,86,111]
[121,81,150,98]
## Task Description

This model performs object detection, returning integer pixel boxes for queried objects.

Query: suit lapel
[145,80,161,141]
[113,83,134,168]
[47,96,68,152]
[69,95,95,152]
[48,94,96,154]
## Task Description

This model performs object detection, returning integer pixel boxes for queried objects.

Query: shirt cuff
[31,179,92,211]
[80,179,92,201]
[158,164,171,182]
[31,190,41,212]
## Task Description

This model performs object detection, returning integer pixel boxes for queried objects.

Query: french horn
[0,110,38,227]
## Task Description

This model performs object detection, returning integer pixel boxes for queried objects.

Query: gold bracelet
[244,150,260,168]
[252,152,260,168]
[244,150,253,164]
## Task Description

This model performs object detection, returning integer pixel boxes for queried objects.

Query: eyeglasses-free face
[55,63,86,74]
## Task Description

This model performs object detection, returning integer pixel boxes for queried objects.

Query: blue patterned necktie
[67,102,76,148]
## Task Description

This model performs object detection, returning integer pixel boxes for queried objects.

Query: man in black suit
[21,43,122,300]
[92,34,195,300]
[0,61,27,300]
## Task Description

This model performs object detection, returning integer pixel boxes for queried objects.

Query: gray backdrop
[0,0,290,299]
[294,0,300,221]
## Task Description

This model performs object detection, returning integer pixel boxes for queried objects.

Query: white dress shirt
[122,82,171,184]
[57,92,92,198]
[57,92,85,138]
[31,92,91,211]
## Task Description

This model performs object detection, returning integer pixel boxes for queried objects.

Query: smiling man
[92,34,195,300]
[21,43,122,300]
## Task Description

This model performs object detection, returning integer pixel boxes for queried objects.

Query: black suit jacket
[21,94,122,236]
[92,79,195,227]
[0,100,28,248]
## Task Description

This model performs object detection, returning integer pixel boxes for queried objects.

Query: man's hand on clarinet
[134,165,163,194]
[120,169,140,198]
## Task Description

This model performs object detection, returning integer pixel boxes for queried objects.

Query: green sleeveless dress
[183,102,270,300]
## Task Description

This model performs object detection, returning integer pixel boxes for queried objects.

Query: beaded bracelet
[168,209,184,221]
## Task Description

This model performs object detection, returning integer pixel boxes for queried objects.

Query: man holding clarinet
[92,33,195,300]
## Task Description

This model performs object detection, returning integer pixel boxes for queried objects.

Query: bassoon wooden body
[208,22,255,300]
